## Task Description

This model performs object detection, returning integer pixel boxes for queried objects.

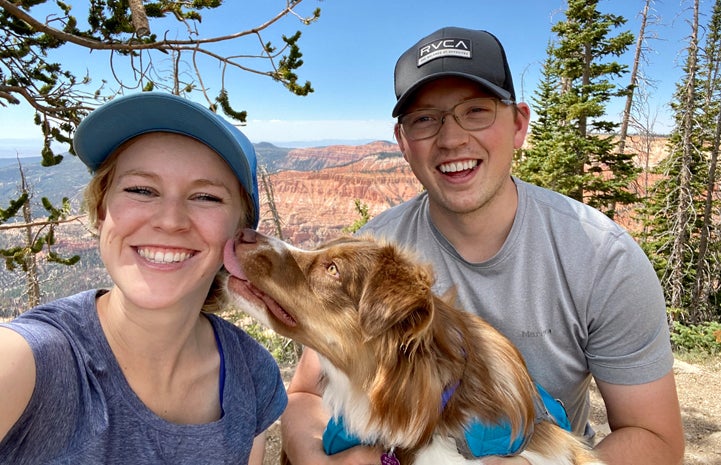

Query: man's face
[394,77,529,219]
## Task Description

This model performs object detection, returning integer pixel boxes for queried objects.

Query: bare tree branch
[0,215,85,232]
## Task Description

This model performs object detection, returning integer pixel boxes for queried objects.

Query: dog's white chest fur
[414,436,487,464]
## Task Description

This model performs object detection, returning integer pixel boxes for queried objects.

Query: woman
[0,92,286,464]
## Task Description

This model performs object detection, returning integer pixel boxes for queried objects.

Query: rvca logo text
[418,38,471,66]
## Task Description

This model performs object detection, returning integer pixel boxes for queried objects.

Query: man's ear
[513,102,531,149]
[394,123,410,162]
[358,245,434,342]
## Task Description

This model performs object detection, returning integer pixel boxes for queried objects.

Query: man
[281,27,684,465]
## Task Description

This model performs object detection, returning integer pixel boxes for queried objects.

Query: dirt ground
[263,356,721,465]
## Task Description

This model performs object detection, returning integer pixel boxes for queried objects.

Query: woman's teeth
[138,248,192,263]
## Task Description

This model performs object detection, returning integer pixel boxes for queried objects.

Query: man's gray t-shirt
[359,177,673,435]
[0,289,287,464]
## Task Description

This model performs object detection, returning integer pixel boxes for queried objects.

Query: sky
[0,0,702,157]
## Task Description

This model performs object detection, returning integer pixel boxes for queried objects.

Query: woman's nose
[153,198,191,231]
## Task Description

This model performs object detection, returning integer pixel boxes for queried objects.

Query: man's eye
[466,105,493,115]
[409,113,439,126]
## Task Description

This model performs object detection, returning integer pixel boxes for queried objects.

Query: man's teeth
[439,160,478,173]
[138,248,192,263]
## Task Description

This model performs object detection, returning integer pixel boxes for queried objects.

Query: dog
[222,229,604,465]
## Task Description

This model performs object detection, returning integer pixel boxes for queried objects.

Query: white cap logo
[417,38,471,66]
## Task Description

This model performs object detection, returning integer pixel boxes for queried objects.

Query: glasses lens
[400,109,442,141]
[456,99,497,130]
[400,98,500,141]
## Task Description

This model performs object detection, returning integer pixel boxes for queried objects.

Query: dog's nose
[239,228,258,244]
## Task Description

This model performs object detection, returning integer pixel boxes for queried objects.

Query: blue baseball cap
[73,92,260,228]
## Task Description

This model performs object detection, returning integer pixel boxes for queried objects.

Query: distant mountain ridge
[0,140,404,207]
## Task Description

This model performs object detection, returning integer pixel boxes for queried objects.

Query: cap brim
[74,92,259,227]
[392,72,513,117]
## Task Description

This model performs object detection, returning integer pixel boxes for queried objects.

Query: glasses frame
[399,97,515,141]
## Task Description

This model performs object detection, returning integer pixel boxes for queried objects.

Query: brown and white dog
[223,229,604,465]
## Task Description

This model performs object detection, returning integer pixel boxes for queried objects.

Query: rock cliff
[256,142,422,246]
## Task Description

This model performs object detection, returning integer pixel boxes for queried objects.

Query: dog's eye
[326,262,339,278]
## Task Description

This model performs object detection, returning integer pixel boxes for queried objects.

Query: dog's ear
[358,245,434,342]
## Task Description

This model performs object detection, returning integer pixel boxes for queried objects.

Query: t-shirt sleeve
[218,319,288,436]
[584,231,674,384]
[0,321,81,463]
[248,341,288,435]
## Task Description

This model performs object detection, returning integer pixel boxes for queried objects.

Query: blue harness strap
[535,382,571,431]
[321,382,571,458]
[322,415,363,455]
[458,383,571,457]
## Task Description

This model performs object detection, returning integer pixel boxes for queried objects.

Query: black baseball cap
[392,27,516,117]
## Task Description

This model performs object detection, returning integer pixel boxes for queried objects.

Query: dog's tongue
[223,240,248,280]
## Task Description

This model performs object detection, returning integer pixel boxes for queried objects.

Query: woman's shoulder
[4,290,100,348]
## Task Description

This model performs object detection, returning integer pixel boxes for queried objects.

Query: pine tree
[638,0,721,323]
[517,0,638,218]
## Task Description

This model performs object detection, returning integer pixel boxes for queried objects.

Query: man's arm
[594,371,685,465]
[0,327,36,441]
[280,349,381,465]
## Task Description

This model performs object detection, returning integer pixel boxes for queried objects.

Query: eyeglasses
[399,98,515,141]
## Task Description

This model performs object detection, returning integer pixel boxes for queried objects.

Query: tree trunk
[668,0,700,313]
[128,0,150,37]
[618,0,651,156]
[18,165,41,308]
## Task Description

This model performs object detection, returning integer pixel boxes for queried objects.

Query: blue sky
[0,0,700,157]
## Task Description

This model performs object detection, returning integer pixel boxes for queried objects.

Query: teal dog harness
[322,382,571,458]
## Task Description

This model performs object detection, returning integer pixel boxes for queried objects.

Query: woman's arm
[0,327,36,441]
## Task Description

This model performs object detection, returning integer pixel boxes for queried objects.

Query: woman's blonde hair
[82,146,123,232]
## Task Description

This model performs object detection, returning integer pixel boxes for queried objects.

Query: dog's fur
[223,231,604,465]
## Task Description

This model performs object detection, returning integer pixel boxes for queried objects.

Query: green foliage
[1,192,80,275]
[516,0,639,218]
[274,31,314,96]
[1,192,29,221]
[343,199,371,234]
[222,311,300,365]
[1,0,320,172]
[671,321,721,355]
[635,0,721,321]
[216,89,247,123]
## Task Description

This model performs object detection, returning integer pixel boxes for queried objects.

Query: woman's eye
[193,193,223,203]
[124,186,154,196]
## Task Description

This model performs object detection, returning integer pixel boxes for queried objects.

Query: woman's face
[97,132,244,311]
